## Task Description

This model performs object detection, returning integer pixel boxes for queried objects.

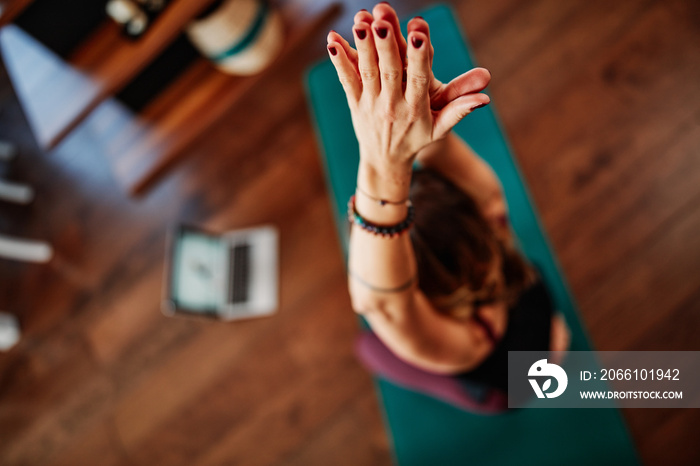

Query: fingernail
[497,214,508,228]
[415,16,424,20]
[379,2,390,5]
[471,102,489,111]
[359,9,367,12]
[355,28,367,40]
[411,37,423,48]
[328,45,337,56]
[375,27,388,39]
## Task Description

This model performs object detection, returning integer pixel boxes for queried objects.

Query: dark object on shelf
[116,33,200,112]
[14,0,106,58]
[106,0,173,39]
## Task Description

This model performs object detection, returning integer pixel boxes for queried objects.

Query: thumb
[431,68,491,110]
[432,94,490,139]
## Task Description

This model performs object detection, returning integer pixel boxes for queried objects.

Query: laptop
[163,224,279,320]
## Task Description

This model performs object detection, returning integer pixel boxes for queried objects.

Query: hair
[409,169,535,319]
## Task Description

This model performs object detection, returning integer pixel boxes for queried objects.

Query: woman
[326,4,569,410]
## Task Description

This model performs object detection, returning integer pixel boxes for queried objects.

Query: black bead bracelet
[347,195,414,238]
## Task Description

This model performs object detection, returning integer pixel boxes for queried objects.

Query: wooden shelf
[97,1,341,195]
[0,0,218,149]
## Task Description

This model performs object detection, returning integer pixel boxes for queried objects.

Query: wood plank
[459,0,583,77]
[505,0,700,300]
[487,0,653,127]
[190,275,370,466]
[579,194,700,351]
[634,407,700,466]
[0,344,114,464]
[47,419,130,466]
[281,389,391,466]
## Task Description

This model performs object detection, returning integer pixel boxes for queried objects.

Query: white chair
[0,234,52,262]
[0,140,52,263]
[0,312,20,351]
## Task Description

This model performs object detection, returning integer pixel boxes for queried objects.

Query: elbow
[350,296,373,315]
[348,277,400,316]
[396,343,476,375]
[349,290,389,316]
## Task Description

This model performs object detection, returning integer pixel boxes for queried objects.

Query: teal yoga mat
[305,5,639,465]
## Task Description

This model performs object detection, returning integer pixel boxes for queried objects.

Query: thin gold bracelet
[356,185,410,206]
[348,269,416,293]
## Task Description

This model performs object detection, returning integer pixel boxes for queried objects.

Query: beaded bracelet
[347,195,414,238]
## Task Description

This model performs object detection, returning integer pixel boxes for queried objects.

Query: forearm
[365,291,492,373]
[416,133,503,208]
[347,160,417,319]
[416,133,512,242]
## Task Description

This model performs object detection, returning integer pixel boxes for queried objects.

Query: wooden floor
[1,0,699,464]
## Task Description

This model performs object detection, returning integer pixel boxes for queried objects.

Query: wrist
[357,160,412,202]
[355,161,411,225]
[415,135,450,164]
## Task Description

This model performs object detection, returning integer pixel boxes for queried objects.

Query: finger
[354,9,373,25]
[433,94,490,139]
[327,41,362,102]
[372,19,403,100]
[407,17,433,67]
[327,30,358,68]
[431,67,491,110]
[405,31,431,108]
[407,16,439,96]
[372,3,407,65]
[353,22,379,96]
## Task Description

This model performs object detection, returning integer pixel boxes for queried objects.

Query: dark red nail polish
[411,37,423,48]
[379,2,390,5]
[471,102,489,110]
[375,27,388,39]
[496,214,508,228]
[328,45,337,56]
[356,28,367,40]
[359,8,368,12]
[415,16,424,20]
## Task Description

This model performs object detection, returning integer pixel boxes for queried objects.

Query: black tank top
[455,277,555,394]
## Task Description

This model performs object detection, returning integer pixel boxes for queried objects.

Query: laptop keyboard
[228,243,251,304]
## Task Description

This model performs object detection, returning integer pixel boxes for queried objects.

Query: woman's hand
[326,4,491,173]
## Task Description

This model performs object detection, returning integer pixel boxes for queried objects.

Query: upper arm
[417,133,504,205]
[362,288,494,374]
[417,133,512,243]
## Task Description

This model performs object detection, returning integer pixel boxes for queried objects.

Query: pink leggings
[355,332,508,414]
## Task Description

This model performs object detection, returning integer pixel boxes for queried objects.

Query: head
[409,169,534,319]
